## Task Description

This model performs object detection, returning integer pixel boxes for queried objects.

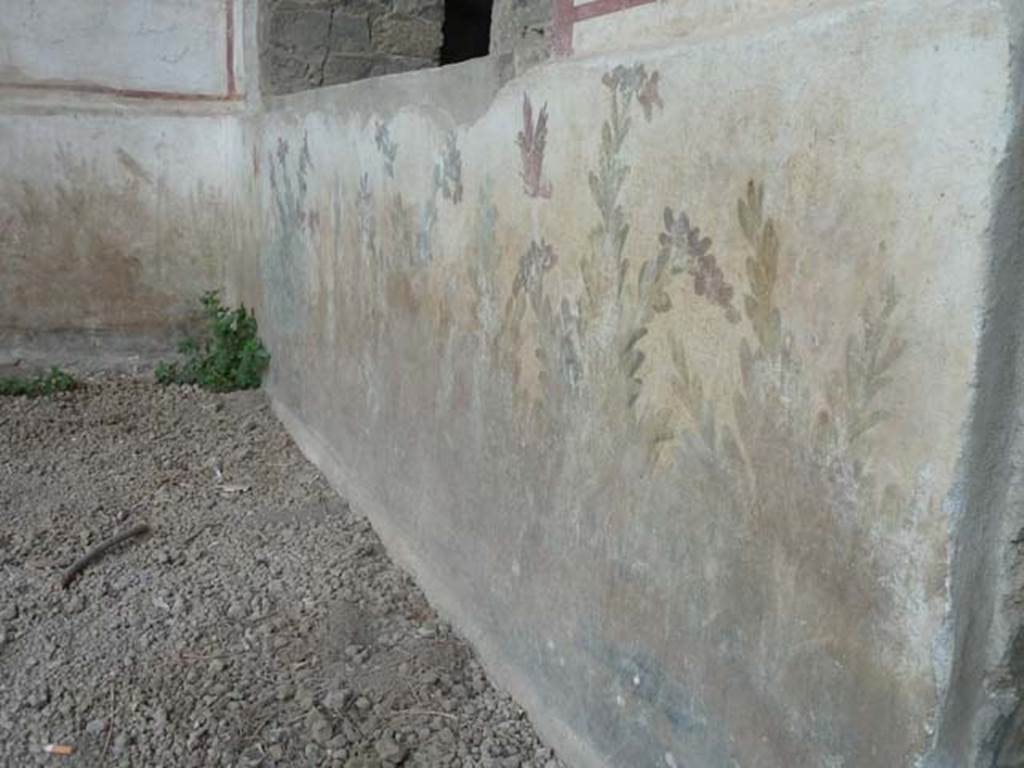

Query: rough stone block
[329,13,371,53]
[367,54,434,77]
[267,8,332,54]
[390,0,445,23]
[322,53,376,84]
[370,15,442,59]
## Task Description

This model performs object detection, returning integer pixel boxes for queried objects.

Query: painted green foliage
[486,65,914,763]
[270,62,921,764]
[265,134,314,334]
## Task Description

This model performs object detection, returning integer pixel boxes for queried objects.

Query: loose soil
[0,375,566,768]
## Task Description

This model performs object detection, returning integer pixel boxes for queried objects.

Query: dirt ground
[0,375,566,768]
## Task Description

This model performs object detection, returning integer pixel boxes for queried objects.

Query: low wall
[245,1,1024,765]
[5,0,1024,764]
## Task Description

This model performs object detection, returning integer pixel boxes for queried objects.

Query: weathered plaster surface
[491,0,553,72]
[244,1,1024,765]
[0,0,258,365]
[0,113,248,340]
[0,0,235,97]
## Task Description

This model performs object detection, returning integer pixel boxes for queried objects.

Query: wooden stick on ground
[61,523,151,589]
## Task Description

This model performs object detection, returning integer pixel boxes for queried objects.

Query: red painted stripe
[554,0,658,56]
[0,81,243,102]
[225,0,236,96]
[553,0,576,56]
[573,0,656,23]
[0,0,239,102]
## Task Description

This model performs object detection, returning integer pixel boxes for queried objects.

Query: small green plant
[0,367,78,397]
[156,291,270,392]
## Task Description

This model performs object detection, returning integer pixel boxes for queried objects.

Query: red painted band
[226,0,236,97]
[0,81,243,102]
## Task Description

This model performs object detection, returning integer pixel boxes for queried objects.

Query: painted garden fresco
[258,59,953,768]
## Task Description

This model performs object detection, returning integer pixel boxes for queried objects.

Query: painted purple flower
[637,71,663,122]
[601,64,663,121]
[661,206,739,323]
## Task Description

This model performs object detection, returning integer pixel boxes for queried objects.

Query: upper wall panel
[555,0,853,57]
[0,0,237,97]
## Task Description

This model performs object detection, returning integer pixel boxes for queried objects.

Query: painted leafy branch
[536,295,584,403]
[584,64,663,307]
[513,239,558,313]
[374,120,398,179]
[738,181,782,356]
[817,279,906,449]
[669,337,745,469]
[417,133,463,263]
[517,94,552,199]
[268,134,313,230]
[845,279,905,441]
[435,132,463,204]
[498,239,559,389]
[357,173,376,260]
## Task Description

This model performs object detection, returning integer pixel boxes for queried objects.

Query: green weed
[156,291,270,392]
[0,367,78,397]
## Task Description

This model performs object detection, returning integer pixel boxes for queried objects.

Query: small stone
[296,686,316,709]
[65,595,85,614]
[27,685,50,709]
[1,604,17,622]
[240,744,264,766]
[305,742,325,762]
[268,744,284,760]
[307,710,333,743]
[355,696,371,711]
[375,734,406,765]
[226,602,246,620]
[324,689,352,712]
[86,718,107,737]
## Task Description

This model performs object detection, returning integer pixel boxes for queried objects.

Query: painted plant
[517,94,552,199]
[374,120,398,179]
[255,60,939,768]
[264,134,314,335]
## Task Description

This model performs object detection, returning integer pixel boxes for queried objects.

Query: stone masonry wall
[261,0,444,94]
[490,0,552,71]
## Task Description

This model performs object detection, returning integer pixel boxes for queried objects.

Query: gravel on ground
[0,374,566,768]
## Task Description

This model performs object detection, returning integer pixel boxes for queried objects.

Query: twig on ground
[182,522,222,549]
[61,523,151,589]
[389,708,458,722]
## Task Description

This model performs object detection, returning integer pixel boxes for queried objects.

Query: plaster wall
[247,1,1024,765]
[0,0,256,366]
[0,0,239,97]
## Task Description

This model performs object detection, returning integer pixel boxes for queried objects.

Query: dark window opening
[440,0,492,64]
